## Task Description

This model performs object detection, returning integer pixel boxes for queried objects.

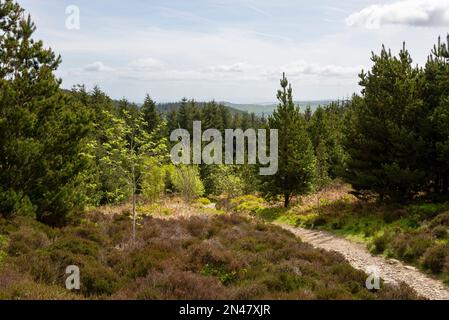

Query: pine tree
[141,94,160,133]
[422,35,449,197]
[343,45,427,201]
[263,73,316,207]
[0,0,95,225]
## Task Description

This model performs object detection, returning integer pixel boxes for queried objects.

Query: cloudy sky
[18,0,449,103]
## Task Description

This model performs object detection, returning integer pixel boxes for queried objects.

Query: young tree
[101,108,168,244]
[263,73,316,207]
[171,165,204,201]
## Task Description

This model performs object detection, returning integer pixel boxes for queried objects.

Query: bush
[230,195,267,215]
[422,245,449,274]
[171,166,204,201]
[81,257,120,296]
[382,209,407,223]
[432,226,448,239]
[47,235,99,257]
[407,204,443,220]
[0,189,36,219]
[141,161,169,203]
[429,212,449,228]
[371,232,393,254]
[196,197,212,206]
[7,227,50,256]
[390,232,433,262]
[0,267,78,300]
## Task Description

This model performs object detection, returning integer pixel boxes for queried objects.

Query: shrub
[382,209,407,223]
[81,258,120,296]
[422,245,449,274]
[7,227,50,256]
[131,270,230,300]
[196,197,212,206]
[390,232,433,262]
[141,161,168,203]
[378,282,421,300]
[47,235,99,257]
[407,204,443,220]
[0,189,36,219]
[68,223,109,245]
[171,166,204,201]
[371,232,393,254]
[0,267,78,300]
[429,212,449,228]
[432,226,448,239]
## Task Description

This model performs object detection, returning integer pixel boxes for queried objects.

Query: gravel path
[278,224,449,300]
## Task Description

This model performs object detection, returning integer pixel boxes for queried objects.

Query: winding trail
[278,224,449,300]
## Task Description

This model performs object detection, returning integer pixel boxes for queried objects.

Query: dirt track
[279,224,449,300]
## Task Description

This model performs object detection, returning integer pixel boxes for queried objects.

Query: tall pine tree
[263,73,316,207]
[0,0,95,225]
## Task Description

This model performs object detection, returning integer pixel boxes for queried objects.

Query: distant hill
[156,101,245,115]
[156,100,335,116]
[222,100,335,116]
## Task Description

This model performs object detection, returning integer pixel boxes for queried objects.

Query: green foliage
[141,161,171,203]
[263,73,316,207]
[0,189,36,219]
[230,195,267,215]
[141,94,161,133]
[343,45,427,202]
[204,165,244,198]
[100,108,168,242]
[171,165,205,201]
[0,0,96,225]
[308,102,348,185]
[406,204,443,220]
[196,197,212,205]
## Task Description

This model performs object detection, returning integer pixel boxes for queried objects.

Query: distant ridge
[222,100,335,116]
[155,100,336,116]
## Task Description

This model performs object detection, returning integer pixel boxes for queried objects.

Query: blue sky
[18,0,449,103]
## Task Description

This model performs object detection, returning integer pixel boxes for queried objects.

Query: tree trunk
[131,165,137,247]
[284,194,290,208]
[132,184,136,246]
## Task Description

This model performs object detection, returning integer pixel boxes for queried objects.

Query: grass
[250,181,449,284]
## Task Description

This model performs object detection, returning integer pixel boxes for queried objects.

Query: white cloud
[128,57,165,70]
[346,0,449,29]
[83,61,114,72]
[262,61,363,80]
[203,62,250,73]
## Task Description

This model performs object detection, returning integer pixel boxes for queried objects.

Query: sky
[18,0,449,103]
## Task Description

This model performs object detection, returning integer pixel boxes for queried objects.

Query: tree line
[2,0,449,228]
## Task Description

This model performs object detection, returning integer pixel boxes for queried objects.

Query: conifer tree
[344,45,427,201]
[263,73,316,207]
[141,94,160,133]
[0,0,95,224]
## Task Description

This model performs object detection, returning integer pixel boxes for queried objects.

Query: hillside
[157,101,246,115]
[222,100,334,116]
